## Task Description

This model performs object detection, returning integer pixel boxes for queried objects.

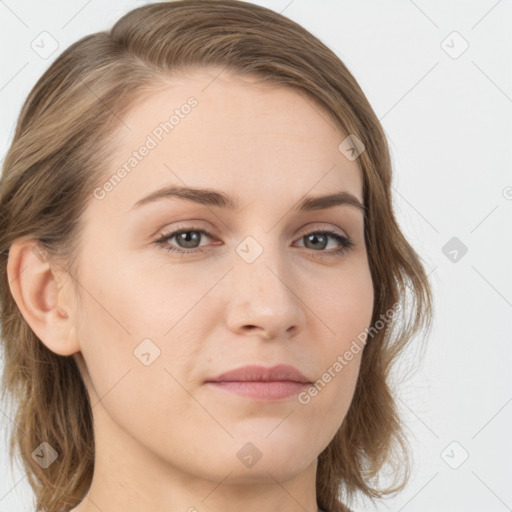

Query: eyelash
[154,226,354,257]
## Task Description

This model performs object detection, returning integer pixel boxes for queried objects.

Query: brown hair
[0,1,433,511]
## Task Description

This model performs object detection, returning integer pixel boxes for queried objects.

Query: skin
[8,67,374,512]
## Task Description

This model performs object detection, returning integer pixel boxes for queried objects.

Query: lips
[205,364,312,401]
[206,364,311,384]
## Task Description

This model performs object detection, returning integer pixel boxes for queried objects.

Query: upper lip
[206,364,311,384]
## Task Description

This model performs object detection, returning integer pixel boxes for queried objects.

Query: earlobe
[7,238,81,356]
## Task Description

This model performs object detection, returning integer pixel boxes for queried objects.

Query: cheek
[299,262,372,417]
[313,259,374,345]
[115,254,225,336]
[73,258,209,414]
[74,290,184,437]
[297,346,363,450]
[74,294,134,409]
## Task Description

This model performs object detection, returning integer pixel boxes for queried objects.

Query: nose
[225,242,306,341]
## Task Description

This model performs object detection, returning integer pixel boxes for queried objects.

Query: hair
[0,1,434,511]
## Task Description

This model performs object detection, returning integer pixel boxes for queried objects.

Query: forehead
[93,68,363,216]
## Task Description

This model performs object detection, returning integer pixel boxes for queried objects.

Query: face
[71,67,374,484]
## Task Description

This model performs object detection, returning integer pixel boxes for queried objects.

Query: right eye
[155,227,216,255]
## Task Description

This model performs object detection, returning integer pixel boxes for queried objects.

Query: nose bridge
[226,233,305,338]
[236,233,289,296]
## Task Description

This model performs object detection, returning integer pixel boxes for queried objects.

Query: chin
[179,433,318,484]
[220,457,313,485]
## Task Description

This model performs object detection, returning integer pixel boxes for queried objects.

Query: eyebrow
[131,185,365,213]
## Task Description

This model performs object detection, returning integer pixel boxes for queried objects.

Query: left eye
[155,227,354,256]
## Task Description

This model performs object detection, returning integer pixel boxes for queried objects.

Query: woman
[0,1,433,511]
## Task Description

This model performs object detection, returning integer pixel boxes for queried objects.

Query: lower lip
[206,381,310,401]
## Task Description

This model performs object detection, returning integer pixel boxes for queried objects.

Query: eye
[155,227,215,255]
[154,226,354,256]
[294,229,354,256]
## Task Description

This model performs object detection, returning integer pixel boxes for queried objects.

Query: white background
[1,1,511,511]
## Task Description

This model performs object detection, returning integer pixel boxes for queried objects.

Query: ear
[7,238,80,356]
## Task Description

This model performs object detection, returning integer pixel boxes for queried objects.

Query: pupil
[179,231,199,248]
[307,233,327,250]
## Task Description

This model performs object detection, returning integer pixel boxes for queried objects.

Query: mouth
[205,364,312,402]
[206,380,311,401]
